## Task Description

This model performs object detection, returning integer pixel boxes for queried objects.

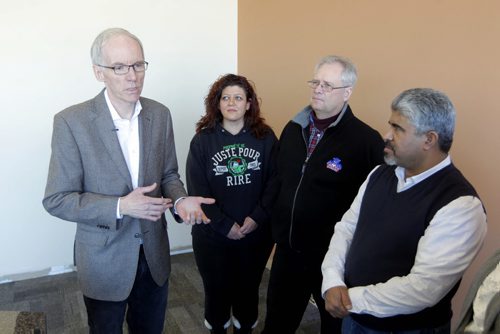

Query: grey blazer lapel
[138,105,153,188]
[92,92,133,190]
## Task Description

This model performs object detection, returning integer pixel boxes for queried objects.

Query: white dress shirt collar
[394,155,451,192]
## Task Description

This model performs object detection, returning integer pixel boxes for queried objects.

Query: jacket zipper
[288,129,310,248]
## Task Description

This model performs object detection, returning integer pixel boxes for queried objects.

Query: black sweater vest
[345,164,479,331]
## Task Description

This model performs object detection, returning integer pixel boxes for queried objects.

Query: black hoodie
[186,123,278,240]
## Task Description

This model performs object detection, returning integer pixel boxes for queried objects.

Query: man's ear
[343,87,353,101]
[423,131,439,150]
[93,65,105,82]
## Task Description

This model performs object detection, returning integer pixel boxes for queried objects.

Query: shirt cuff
[116,198,123,219]
[173,197,186,215]
[347,286,366,314]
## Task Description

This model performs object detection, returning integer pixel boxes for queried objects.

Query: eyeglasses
[307,80,349,93]
[96,61,149,75]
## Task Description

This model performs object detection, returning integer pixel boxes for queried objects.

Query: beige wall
[238,0,499,327]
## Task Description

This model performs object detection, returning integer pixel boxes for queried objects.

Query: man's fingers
[186,211,210,224]
[341,291,352,311]
[138,182,157,194]
[120,185,173,220]
[325,287,351,318]
[199,212,210,224]
[183,213,196,225]
[199,197,216,205]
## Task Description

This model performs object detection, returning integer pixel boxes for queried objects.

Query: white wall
[0,0,237,279]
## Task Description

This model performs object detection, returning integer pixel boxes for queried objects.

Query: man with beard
[321,88,487,333]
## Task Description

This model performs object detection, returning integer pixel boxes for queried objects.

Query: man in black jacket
[262,55,384,334]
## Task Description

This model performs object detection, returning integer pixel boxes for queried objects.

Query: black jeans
[83,246,169,334]
[262,244,342,334]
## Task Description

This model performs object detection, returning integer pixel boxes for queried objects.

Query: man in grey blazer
[43,28,214,334]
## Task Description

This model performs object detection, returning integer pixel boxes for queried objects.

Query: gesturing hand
[119,183,171,221]
[176,196,215,225]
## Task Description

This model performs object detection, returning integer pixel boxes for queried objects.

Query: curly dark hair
[196,74,271,139]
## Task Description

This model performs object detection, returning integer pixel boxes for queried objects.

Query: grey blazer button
[134,233,141,238]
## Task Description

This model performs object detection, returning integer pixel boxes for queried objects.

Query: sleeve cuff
[173,197,186,215]
[116,198,123,219]
[347,286,365,314]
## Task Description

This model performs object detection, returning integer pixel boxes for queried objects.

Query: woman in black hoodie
[186,74,278,334]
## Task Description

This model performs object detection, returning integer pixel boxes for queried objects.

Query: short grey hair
[90,28,144,65]
[314,55,358,87]
[391,88,455,153]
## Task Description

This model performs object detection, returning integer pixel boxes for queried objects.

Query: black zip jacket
[272,104,384,253]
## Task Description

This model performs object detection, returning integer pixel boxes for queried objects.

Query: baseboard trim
[0,248,194,284]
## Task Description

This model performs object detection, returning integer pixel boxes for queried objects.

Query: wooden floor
[0,252,320,333]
